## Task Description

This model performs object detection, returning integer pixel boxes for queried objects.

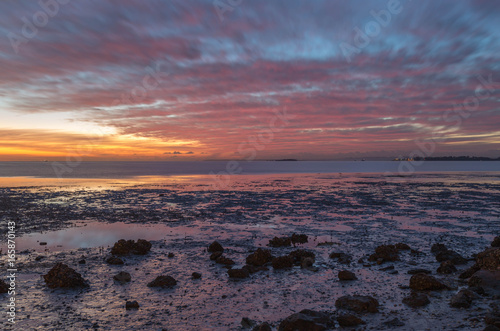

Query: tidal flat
[1,173,499,330]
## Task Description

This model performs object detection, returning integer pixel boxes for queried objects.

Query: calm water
[0,161,499,178]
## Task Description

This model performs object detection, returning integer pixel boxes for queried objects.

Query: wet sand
[1,172,499,330]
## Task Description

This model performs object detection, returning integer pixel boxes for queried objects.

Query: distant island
[394,156,500,161]
[274,159,298,161]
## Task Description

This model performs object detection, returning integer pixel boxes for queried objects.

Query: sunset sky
[0,0,499,161]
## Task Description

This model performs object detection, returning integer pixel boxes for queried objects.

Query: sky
[0,0,499,161]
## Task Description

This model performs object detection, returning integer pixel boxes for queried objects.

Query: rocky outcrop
[409,273,448,291]
[208,241,224,253]
[43,263,88,288]
[335,295,379,313]
[246,248,273,266]
[402,292,430,307]
[278,309,334,331]
[272,256,294,269]
[368,245,399,263]
[338,270,357,281]
[110,239,152,256]
[147,275,177,288]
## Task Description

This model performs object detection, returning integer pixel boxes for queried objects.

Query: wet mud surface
[1,173,499,330]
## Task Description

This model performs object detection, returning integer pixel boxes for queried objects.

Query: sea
[0,160,498,178]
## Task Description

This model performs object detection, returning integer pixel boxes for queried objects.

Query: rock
[110,239,152,256]
[459,264,481,279]
[43,263,88,288]
[228,268,250,279]
[253,322,272,331]
[210,251,223,261]
[408,269,431,275]
[476,247,500,270]
[329,252,351,264]
[402,292,430,307]
[492,236,500,247]
[106,256,124,265]
[167,252,175,258]
[450,289,477,308]
[437,260,457,274]
[278,309,334,331]
[468,270,500,295]
[384,318,405,327]
[269,236,291,247]
[337,314,365,327]
[395,243,411,250]
[78,259,86,264]
[192,272,202,279]
[246,248,273,266]
[335,295,379,313]
[113,271,131,283]
[338,270,357,281]
[272,256,294,269]
[289,249,316,266]
[485,308,500,328]
[368,245,399,263]
[216,256,235,265]
[291,233,308,244]
[435,250,467,265]
[379,265,394,271]
[35,256,44,261]
[125,300,139,309]
[431,243,448,255]
[147,275,177,288]
[242,264,269,274]
[484,325,500,331]
[301,257,314,269]
[0,279,8,293]
[208,241,224,253]
[409,273,448,291]
[40,242,47,246]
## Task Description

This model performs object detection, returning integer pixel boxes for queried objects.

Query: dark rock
[242,264,269,274]
[435,250,467,265]
[269,236,291,247]
[113,271,131,283]
[35,256,44,261]
[40,242,47,246]
[106,256,124,265]
[431,243,448,255]
[246,248,273,266]
[208,241,224,253]
[337,314,365,327]
[395,243,411,250]
[492,236,500,247]
[110,239,152,256]
[409,273,448,291]
[484,325,500,331]
[278,309,334,331]
[289,249,315,265]
[228,268,250,279]
[210,251,223,261]
[78,259,86,264]
[253,322,272,331]
[335,295,379,313]
[167,252,175,258]
[291,233,308,244]
[0,279,8,293]
[125,300,139,309]
[301,257,314,269]
[469,286,486,296]
[368,245,399,263]
[402,292,430,307]
[379,265,394,271]
[241,317,255,328]
[43,262,88,288]
[384,318,405,327]
[468,270,500,295]
[485,308,500,328]
[476,247,500,270]
[408,269,431,275]
[192,272,202,279]
[437,260,457,274]
[450,289,477,308]
[147,275,177,288]
[338,270,357,281]
[329,252,351,264]
[459,264,481,279]
[216,256,235,265]
[272,256,294,269]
